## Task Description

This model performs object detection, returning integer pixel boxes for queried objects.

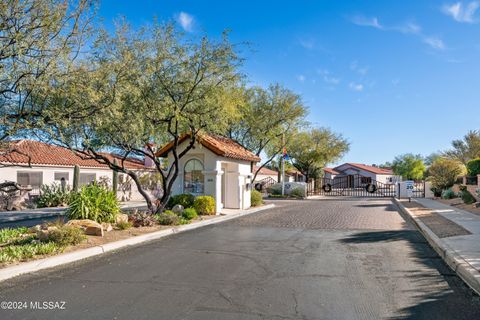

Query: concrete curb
[393,198,480,295]
[0,210,66,223]
[0,203,275,282]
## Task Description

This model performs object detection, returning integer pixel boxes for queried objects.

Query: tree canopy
[443,130,480,164]
[287,128,349,182]
[391,153,426,181]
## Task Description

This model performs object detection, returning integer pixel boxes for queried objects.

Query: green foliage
[267,185,282,195]
[460,190,476,205]
[443,130,480,164]
[36,184,71,208]
[46,226,86,246]
[287,128,349,182]
[193,196,216,215]
[155,212,180,225]
[116,221,133,230]
[392,154,426,180]
[290,188,305,198]
[67,183,120,223]
[250,190,263,207]
[73,165,80,192]
[441,189,457,200]
[182,208,198,220]
[467,158,480,176]
[428,158,466,191]
[0,242,62,264]
[0,227,29,244]
[168,194,195,209]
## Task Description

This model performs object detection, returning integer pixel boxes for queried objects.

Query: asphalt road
[1,198,480,320]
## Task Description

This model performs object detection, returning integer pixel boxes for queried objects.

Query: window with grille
[54,172,69,182]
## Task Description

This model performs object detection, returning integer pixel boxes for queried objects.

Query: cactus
[112,159,118,195]
[73,165,80,192]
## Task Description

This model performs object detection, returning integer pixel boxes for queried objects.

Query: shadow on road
[341,230,480,320]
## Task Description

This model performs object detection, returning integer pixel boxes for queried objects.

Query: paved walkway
[414,198,480,274]
[2,198,480,319]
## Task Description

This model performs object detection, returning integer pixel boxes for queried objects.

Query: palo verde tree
[43,22,242,213]
[287,128,349,183]
[443,130,480,165]
[391,153,426,181]
[0,0,95,160]
[227,84,307,182]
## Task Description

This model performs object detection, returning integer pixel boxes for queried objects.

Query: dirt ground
[435,198,480,216]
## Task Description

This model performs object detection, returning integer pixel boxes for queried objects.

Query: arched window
[184,159,204,194]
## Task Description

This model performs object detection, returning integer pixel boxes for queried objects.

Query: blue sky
[98,0,480,166]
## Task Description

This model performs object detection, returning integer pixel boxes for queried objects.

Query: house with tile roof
[156,133,261,213]
[0,140,155,201]
[323,163,401,186]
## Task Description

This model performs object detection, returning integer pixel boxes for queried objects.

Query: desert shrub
[155,212,180,225]
[431,187,442,198]
[0,227,29,244]
[428,158,466,191]
[0,242,62,263]
[460,189,476,205]
[128,210,157,227]
[193,196,216,215]
[116,221,133,230]
[182,208,198,220]
[467,158,480,176]
[250,190,263,207]
[441,188,457,200]
[290,188,305,198]
[36,184,71,208]
[267,184,282,195]
[167,194,195,209]
[67,183,120,223]
[46,226,86,246]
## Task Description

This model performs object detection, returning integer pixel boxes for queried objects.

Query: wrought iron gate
[307,174,397,197]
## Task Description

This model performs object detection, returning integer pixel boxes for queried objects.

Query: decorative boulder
[101,222,113,232]
[172,204,184,214]
[66,219,104,237]
[115,213,129,225]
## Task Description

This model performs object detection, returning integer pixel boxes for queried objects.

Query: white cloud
[176,12,194,32]
[423,36,446,50]
[317,69,341,85]
[296,75,306,82]
[397,22,422,34]
[442,1,479,23]
[349,82,364,92]
[350,61,369,75]
[351,15,383,29]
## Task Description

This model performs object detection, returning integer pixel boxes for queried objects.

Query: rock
[35,226,58,241]
[172,204,184,214]
[66,219,104,237]
[115,213,129,225]
[101,222,113,232]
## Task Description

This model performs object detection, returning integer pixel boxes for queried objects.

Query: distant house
[0,140,155,201]
[285,168,305,182]
[323,163,400,185]
[253,166,278,182]
[156,133,260,213]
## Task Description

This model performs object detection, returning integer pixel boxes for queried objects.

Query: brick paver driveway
[1,198,480,320]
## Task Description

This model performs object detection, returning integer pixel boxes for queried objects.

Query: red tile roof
[254,165,278,176]
[323,167,340,175]
[334,163,393,175]
[156,133,261,162]
[0,140,147,169]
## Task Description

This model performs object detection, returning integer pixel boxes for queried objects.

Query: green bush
[36,184,71,208]
[194,196,216,215]
[0,242,62,263]
[266,185,282,195]
[467,158,480,176]
[155,212,180,225]
[290,188,305,198]
[250,190,263,207]
[116,221,132,230]
[0,227,28,244]
[460,189,476,205]
[167,194,195,209]
[67,183,120,223]
[182,208,198,220]
[46,226,86,246]
[441,188,457,200]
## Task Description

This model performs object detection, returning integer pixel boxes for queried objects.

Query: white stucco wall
[165,140,253,214]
